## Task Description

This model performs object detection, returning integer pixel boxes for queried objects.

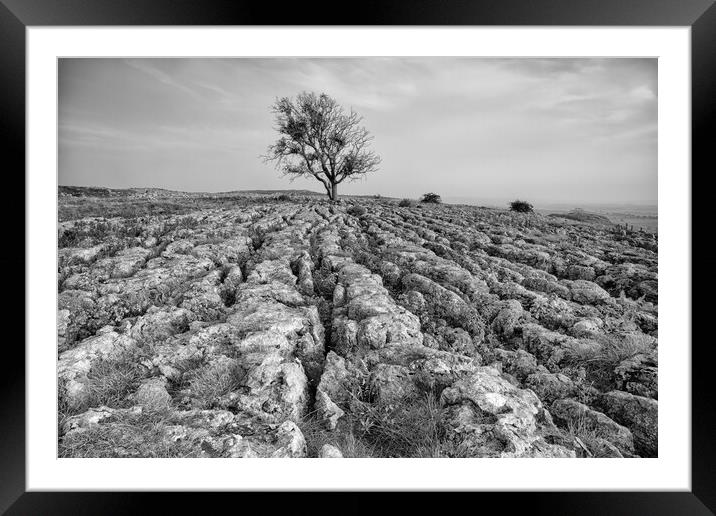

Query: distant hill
[58,185,400,200]
[59,186,128,197]
[58,186,326,198]
[59,186,187,198]
[548,209,612,225]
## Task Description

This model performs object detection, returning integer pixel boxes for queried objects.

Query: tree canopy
[263,92,381,201]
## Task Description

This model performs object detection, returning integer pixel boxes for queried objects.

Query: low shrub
[509,200,534,213]
[420,193,442,204]
[347,205,367,217]
[398,199,414,207]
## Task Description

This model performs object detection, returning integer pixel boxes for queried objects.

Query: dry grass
[57,383,74,438]
[58,214,202,252]
[174,354,205,376]
[59,196,241,222]
[298,413,379,458]
[562,332,655,389]
[58,409,199,458]
[562,412,625,458]
[300,384,467,458]
[348,391,470,458]
[85,355,146,407]
[185,359,246,409]
[59,353,146,419]
[58,353,146,439]
[58,219,146,248]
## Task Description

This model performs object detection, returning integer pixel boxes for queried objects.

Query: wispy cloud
[60,121,262,152]
[59,57,657,203]
[123,59,206,100]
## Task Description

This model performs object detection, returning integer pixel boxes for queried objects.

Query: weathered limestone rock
[594,390,657,457]
[614,354,658,399]
[567,280,611,304]
[550,398,634,456]
[58,330,139,409]
[98,246,152,279]
[296,251,315,295]
[242,353,310,421]
[131,307,195,347]
[566,264,596,281]
[319,444,344,458]
[492,349,539,382]
[247,258,297,286]
[408,352,480,391]
[524,371,576,404]
[440,367,575,458]
[491,300,524,338]
[61,406,308,458]
[61,405,130,435]
[57,309,71,350]
[571,318,603,337]
[519,323,588,365]
[369,363,418,403]
[356,312,423,350]
[402,273,483,335]
[133,377,172,410]
[180,270,225,320]
[57,197,658,459]
[59,244,105,266]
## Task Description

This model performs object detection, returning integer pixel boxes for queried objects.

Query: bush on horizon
[510,200,534,213]
[421,193,442,204]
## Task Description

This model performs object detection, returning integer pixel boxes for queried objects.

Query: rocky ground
[57,190,658,458]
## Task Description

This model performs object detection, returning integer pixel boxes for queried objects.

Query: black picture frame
[3,0,713,513]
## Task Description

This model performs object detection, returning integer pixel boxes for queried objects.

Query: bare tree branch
[262,91,381,200]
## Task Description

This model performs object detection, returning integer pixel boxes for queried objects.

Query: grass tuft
[186,360,246,409]
[60,353,146,419]
[299,383,469,458]
[561,412,627,458]
[562,332,655,389]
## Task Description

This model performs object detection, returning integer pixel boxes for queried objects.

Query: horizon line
[57,184,658,208]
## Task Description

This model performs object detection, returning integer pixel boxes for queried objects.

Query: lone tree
[263,92,381,202]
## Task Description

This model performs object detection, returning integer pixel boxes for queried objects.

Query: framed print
[4,0,715,513]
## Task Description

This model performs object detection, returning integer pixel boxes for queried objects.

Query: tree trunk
[330,182,338,202]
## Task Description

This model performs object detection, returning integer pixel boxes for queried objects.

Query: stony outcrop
[594,390,658,456]
[550,399,634,456]
[58,192,658,458]
[440,367,575,457]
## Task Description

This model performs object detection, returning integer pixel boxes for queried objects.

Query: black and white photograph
[56,57,658,459]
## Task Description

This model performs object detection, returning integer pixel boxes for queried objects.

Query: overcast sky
[59,58,657,205]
